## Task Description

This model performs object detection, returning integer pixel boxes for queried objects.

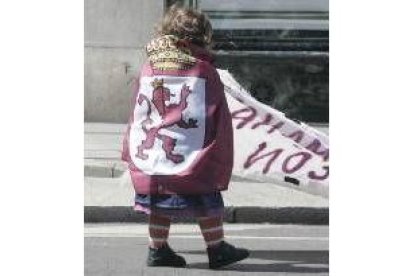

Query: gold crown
[151,78,164,88]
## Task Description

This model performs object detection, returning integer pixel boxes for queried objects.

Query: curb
[84,160,126,178]
[84,206,329,225]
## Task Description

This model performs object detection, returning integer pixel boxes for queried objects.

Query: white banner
[219,69,329,198]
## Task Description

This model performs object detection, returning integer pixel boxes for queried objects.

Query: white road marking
[84,233,328,241]
[84,223,319,233]
[200,226,224,233]
[84,224,277,235]
[84,224,328,241]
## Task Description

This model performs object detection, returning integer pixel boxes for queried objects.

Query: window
[166,0,329,123]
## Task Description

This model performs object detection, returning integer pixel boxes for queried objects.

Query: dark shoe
[146,243,186,267]
[207,241,249,269]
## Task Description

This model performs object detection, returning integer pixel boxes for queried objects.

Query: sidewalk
[84,123,329,224]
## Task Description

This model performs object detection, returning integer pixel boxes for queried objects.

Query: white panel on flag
[129,76,206,175]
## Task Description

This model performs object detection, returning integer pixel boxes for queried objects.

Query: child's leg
[148,213,171,249]
[197,215,224,248]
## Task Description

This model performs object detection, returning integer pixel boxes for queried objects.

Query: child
[121,5,249,269]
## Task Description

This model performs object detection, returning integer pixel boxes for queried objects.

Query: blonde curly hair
[157,4,213,48]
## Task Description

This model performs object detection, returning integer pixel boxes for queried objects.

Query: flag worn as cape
[218,69,329,198]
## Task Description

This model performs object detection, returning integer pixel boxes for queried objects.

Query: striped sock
[148,214,171,249]
[197,215,224,248]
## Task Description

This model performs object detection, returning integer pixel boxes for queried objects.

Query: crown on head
[151,78,164,89]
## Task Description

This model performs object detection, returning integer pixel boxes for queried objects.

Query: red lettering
[282,152,312,174]
[308,166,329,180]
[267,121,285,134]
[306,139,329,161]
[287,130,305,143]
[251,113,272,129]
[250,113,288,136]
[244,142,283,174]
[231,107,257,129]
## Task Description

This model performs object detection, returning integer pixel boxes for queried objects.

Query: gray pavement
[85,223,329,275]
[84,123,329,224]
[85,176,328,224]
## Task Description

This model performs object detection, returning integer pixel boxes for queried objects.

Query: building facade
[85,0,328,124]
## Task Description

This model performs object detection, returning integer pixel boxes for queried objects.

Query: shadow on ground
[180,250,329,273]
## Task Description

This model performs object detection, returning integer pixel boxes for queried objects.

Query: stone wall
[85,0,164,122]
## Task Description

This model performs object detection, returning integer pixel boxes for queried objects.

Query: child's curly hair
[157,4,213,47]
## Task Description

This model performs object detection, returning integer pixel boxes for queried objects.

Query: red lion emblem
[136,78,198,164]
